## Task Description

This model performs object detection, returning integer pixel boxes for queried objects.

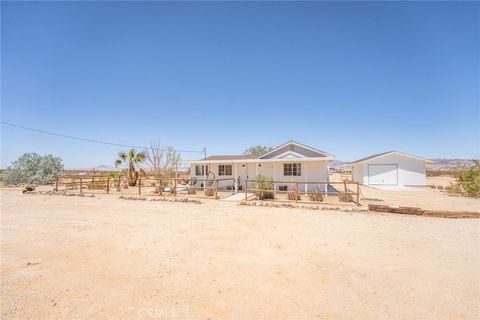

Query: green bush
[447,162,480,198]
[254,175,274,200]
[3,153,64,185]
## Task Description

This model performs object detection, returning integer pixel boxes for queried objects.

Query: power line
[1,121,204,154]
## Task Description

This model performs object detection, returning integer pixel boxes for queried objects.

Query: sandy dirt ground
[359,184,480,212]
[328,174,480,212]
[1,188,479,319]
[426,176,456,188]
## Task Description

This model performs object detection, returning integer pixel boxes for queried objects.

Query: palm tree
[115,148,145,186]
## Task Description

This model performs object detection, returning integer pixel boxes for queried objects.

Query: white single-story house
[185,141,335,192]
[350,151,433,186]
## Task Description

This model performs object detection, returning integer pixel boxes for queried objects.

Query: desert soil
[330,174,480,212]
[1,188,479,319]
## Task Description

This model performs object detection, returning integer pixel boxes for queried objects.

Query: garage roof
[350,151,434,165]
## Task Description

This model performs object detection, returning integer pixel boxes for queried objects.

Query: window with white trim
[284,163,301,176]
[195,165,208,176]
[218,164,232,176]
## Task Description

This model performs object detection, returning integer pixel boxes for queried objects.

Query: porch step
[221,193,254,202]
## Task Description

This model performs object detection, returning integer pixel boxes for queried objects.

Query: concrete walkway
[221,193,254,201]
[372,185,426,192]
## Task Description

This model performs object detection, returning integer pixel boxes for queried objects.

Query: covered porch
[187,158,331,193]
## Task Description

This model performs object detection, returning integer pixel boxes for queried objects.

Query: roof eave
[183,156,335,164]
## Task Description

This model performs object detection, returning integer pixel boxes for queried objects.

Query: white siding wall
[255,161,329,192]
[351,154,427,186]
[351,164,364,184]
[191,161,330,192]
[190,163,235,189]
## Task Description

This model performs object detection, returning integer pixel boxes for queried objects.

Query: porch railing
[136,177,235,199]
[244,179,360,205]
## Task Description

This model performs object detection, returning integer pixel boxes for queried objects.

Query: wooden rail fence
[244,179,361,205]
[55,176,235,199]
[54,175,360,204]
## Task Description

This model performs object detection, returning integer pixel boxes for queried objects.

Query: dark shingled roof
[205,154,260,161]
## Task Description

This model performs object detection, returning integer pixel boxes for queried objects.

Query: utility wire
[0,120,204,154]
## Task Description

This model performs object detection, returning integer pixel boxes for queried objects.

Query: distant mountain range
[427,159,477,171]
[330,159,476,171]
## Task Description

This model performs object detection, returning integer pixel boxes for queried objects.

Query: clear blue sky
[1,1,479,168]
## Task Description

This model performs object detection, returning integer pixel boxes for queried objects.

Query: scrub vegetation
[448,160,480,198]
[243,145,273,156]
[2,153,63,186]
[254,175,274,200]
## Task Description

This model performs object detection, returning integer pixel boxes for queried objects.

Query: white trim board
[259,140,333,159]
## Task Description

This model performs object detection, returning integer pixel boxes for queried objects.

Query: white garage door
[368,164,398,185]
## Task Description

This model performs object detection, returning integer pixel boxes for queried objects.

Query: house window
[218,164,232,176]
[284,163,301,176]
[195,165,208,176]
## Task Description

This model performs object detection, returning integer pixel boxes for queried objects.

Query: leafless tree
[145,141,168,178]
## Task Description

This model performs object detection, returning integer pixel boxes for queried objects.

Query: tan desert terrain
[1,188,479,319]
[358,184,480,211]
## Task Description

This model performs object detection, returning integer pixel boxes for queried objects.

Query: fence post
[245,179,248,202]
[55,177,59,192]
[138,178,142,195]
[356,183,360,205]
[80,178,83,194]
[295,182,298,203]
[107,178,110,194]
[215,180,218,199]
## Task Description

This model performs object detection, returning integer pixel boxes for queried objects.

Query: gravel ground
[1,188,479,319]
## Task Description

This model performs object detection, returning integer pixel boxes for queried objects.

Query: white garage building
[350,151,433,186]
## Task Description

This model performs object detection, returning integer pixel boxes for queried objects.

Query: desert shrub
[3,153,63,185]
[287,187,301,201]
[108,172,122,191]
[88,180,107,190]
[338,192,353,202]
[309,188,324,202]
[187,186,196,195]
[254,175,274,200]
[66,181,78,190]
[427,170,457,177]
[447,162,480,198]
[204,187,214,196]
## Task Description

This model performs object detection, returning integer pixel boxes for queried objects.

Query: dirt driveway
[1,189,479,319]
